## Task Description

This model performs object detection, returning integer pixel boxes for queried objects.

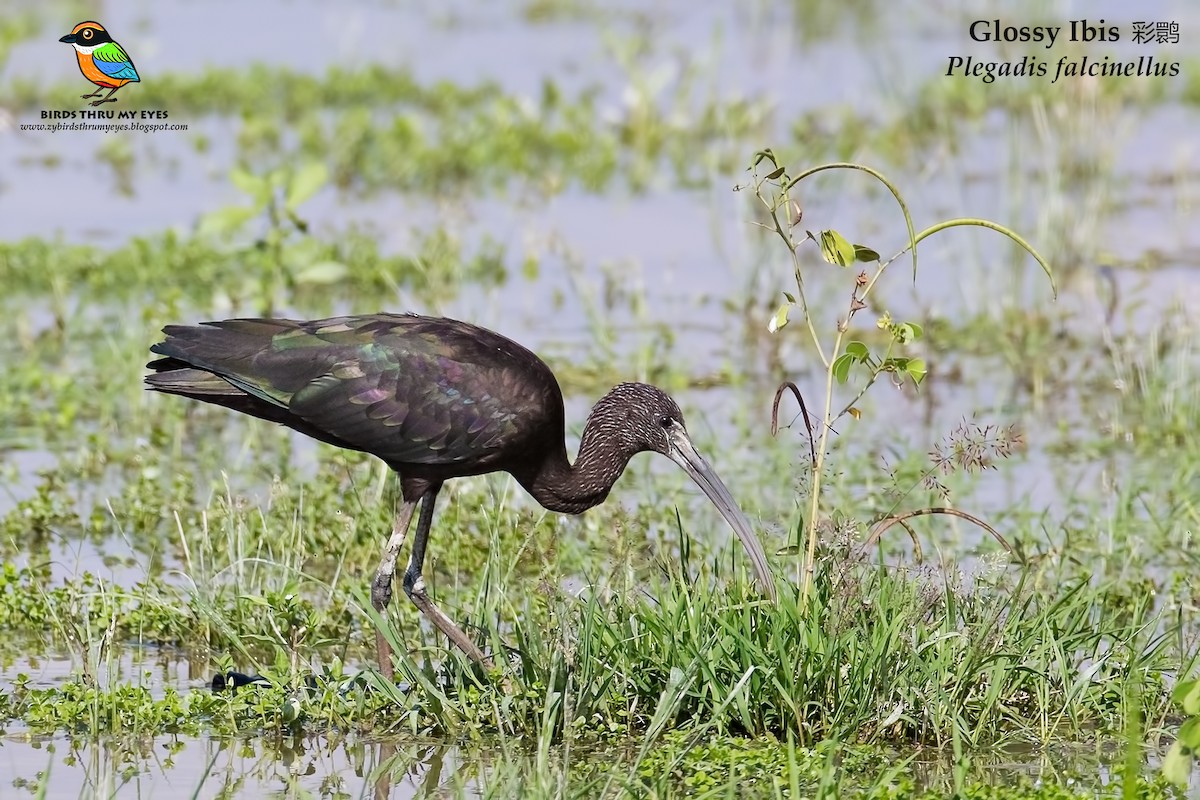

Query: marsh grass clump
[0,226,507,310]
[0,563,361,667]
[351,529,1184,749]
[1102,317,1200,452]
[530,556,1174,746]
[9,61,768,197]
[4,64,500,119]
[1,522,1182,750]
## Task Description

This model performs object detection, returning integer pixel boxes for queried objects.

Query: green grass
[1,531,1187,741]
[0,225,507,306]
[0,515,1193,796]
[6,63,771,195]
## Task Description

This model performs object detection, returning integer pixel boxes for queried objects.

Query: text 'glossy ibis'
[146,313,776,677]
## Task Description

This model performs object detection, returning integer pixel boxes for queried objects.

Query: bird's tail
[144,361,244,397]
[146,319,310,405]
[145,358,299,426]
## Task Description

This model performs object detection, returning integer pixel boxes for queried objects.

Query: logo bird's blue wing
[93,41,139,82]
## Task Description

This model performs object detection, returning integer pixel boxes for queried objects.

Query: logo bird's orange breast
[76,50,127,88]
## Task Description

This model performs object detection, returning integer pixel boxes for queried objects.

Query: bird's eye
[659,415,672,428]
[82,29,92,39]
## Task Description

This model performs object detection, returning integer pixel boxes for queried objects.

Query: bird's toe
[401,570,425,598]
[370,574,394,611]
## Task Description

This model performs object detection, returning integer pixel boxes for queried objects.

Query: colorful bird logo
[58,21,140,107]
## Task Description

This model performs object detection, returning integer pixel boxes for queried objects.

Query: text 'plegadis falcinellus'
[146,313,776,677]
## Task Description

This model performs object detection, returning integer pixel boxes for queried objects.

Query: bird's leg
[371,499,419,681]
[403,491,495,669]
[81,88,103,99]
[91,87,120,106]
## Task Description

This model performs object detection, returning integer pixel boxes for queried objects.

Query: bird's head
[592,382,777,602]
[590,382,687,458]
[60,21,112,49]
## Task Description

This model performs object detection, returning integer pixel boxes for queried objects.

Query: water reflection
[4,731,1195,799]
[0,734,466,800]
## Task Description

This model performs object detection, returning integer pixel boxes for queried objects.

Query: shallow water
[0,732,460,800]
[5,643,1198,798]
[4,716,1198,799]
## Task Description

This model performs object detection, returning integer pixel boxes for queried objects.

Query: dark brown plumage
[147,312,775,676]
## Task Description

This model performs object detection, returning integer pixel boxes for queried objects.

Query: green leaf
[768,301,793,333]
[782,291,797,303]
[1162,739,1191,786]
[751,149,777,169]
[293,260,348,285]
[845,341,869,361]
[906,358,927,384]
[521,256,539,281]
[230,167,267,202]
[854,244,881,262]
[196,205,257,237]
[818,230,856,267]
[832,353,854,384]
[1179,716,1200,748]
[286,162,329,210]
[765,166,786,180]
[1172,679,1200,715]
[1162,718,1199,786]
[281,696,302,724]
[892,322,923,344]
[267,167,289,191]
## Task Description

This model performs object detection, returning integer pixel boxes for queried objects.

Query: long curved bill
[666,429,778,603]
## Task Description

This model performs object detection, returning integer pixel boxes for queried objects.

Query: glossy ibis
[146,313,776,677]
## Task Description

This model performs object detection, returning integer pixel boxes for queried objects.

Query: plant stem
[802,323,846,603]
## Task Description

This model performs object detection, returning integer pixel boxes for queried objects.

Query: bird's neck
[525,419,633,515]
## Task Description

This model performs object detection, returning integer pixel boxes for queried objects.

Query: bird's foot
[403,571,496,670]
[80,92,100,99]
[90,98,117,106]
[370,572,394,611]
[401,571,422,596]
